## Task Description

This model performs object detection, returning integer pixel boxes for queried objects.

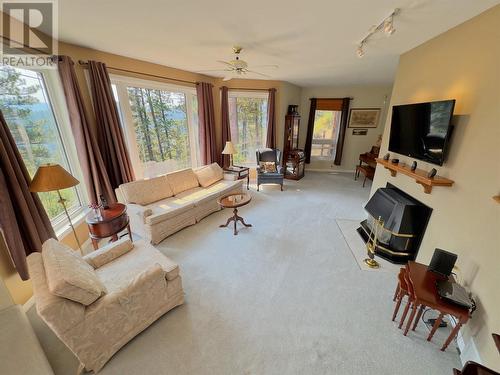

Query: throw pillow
[261,162,277,173]
[42,239,107,305]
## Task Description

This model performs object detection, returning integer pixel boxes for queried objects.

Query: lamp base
[364,258,380,269]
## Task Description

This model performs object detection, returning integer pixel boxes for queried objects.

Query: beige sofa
[27,237,183,373]
[116,163,244,244]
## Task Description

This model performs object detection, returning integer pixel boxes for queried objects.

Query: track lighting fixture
[356,8,400,57]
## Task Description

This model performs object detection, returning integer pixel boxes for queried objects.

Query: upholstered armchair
[27,238,184,373]
[256,148,284,191]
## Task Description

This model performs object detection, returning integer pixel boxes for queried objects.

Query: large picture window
[228,91,268,166]
[0,65,85,228]
[111,76,199,178]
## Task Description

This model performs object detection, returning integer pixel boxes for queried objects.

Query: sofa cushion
[95,239,180,294]
[42,239,106,306]
[145,196,196,225]
[166,168,199,195]
[193,163,224,188]
[119,175,173,205]
[175,186,222,205]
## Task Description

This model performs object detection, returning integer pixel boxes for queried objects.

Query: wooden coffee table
[217,193,252,235]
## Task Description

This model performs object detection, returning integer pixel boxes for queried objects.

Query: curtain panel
[304,98,317,163]
[266,88,277,149]
[220,86,231,167]
[333,97,351,165]
[196,82,217,165]
[0,110,56,280]
[56,56,114,204]
[87,60,135,188]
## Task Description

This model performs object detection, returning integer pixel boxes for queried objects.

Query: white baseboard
[450,319,481,365]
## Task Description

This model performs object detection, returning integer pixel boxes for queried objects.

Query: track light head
[356,45,365,58]
[384,17,395,35]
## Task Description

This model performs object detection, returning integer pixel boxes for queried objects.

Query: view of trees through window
[311,110,341,159]
[114,83,199,178]
[229,95,268,165]
[0,66,81,220]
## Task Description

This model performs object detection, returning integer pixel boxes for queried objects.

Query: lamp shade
[221,141,236,155]
[29,164,79,192]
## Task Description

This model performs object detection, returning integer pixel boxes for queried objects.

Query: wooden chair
[355,165,375,187]
[392,268,409,323]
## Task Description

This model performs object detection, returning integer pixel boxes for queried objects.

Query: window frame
[227,90,269,166]
[0,66,88,234]
[110,74,200,178]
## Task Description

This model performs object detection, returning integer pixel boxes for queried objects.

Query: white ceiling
[57,0,499,87]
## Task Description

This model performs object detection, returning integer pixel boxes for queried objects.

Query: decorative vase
[93,208,102,220]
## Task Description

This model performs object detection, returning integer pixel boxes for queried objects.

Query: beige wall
[298,85,392,171]
[370,6,500,370]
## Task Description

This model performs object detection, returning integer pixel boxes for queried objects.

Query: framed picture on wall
[348,108,381,128]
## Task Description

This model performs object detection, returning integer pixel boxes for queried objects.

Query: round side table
[86,203,132,250]
[217,193,252,235]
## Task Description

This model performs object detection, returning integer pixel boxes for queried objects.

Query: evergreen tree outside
[0,66,80,219]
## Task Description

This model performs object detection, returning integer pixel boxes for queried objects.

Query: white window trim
[110,74,200,178]
[43,69,89,233]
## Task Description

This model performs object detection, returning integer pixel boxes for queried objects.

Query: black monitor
[428,248,457,277]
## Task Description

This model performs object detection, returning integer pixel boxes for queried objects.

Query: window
[228,91,268,166]
[311,110,342,160]
[0,65,85,228]
[111,76,199,178]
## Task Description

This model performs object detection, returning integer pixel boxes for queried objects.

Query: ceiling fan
[196,46,278,81]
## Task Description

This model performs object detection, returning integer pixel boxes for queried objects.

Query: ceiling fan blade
[245,69,272,78]
[195,68,233,73]
[216,60,235,68]
[249,64,279,69]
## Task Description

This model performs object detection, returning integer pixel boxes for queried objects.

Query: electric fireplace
[357,185,432,264]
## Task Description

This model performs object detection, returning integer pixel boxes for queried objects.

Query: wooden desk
[404,261,470,351]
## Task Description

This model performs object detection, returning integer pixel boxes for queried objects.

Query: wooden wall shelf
[376,158,454,194]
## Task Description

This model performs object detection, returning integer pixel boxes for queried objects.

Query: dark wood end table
[85,203,132,250]
[217,193,252,235]
[223,165,250,190]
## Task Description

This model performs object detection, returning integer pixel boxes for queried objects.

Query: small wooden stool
[355,165,375,187]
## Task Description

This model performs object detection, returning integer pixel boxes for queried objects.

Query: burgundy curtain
[56,56,114,204]
[0,110,56,280]
[304,98,317,163]
[266,88,277,149]
[87,61,135,188]
[333,98,351,166]
[220,86,231,167]
[196,82,217,165]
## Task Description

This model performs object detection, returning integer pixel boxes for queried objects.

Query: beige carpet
[27,172,461,375]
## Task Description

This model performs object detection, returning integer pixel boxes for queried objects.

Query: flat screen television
[389,100,455,166]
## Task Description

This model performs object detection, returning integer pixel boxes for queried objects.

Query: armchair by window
[256,148,284,191]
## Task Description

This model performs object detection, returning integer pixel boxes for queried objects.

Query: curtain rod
[220,87,273,91]
[78,60,197,85]
[310,97,353,100]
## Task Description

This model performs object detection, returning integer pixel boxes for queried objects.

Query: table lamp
[222,141,236,167]
[29,163,82,253]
